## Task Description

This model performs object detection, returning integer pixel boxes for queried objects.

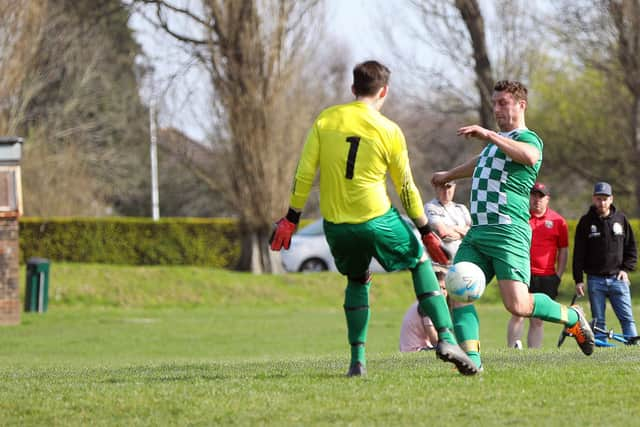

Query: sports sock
[411,261,457,344]
[344,280,371,366]
[452,304,481,367]
[531,293,579,326]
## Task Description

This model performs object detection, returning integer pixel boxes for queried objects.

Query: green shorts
[454,224,531,285]
[324,207,423,277]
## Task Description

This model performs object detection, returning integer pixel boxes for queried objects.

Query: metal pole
[149,98,160,221]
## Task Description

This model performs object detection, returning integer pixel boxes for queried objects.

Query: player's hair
[352,60,390,97]
[494,80,528,102]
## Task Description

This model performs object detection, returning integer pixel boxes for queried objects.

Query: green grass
[1,264,640,426]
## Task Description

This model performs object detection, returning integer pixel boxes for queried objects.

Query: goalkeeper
[270,60,477,377]
[431,80,595,370]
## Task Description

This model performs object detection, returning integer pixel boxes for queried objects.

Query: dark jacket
[573,204,637,283]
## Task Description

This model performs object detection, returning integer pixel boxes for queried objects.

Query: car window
[297,220,324,236]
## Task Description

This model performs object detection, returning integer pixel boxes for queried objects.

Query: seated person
[399,273,447,352]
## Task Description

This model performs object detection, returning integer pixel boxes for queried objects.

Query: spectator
[399,300,440,352]
[507,182,569,348]
[424,181,472,275]
[573,182,638,343]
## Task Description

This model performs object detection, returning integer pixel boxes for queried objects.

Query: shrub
[19,217,241,267]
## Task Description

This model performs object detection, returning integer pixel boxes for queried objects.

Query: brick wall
[0,219,20,325]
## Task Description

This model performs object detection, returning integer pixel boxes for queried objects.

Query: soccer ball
[445,262,486,303]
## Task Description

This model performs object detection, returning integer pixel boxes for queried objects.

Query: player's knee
[348,270,371,285]
[505,300,532,317]
[344,275,371,308]
[411,257,429,272]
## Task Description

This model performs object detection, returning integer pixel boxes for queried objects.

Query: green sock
[531,293,579,326]
[344,280,371,366]
[452,304,481,367]
[351,344,365,367]
[411,261,456,344]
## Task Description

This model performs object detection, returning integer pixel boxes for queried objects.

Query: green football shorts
[454,224,531,285]
[324,207,423,277]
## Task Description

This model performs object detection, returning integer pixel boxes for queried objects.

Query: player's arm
[457,125,540,166]
[270,126,320,251]
[431,155,479,187]
[290,126,320,210]
[387,127,425,220]
[413,213,451,265]
[387,128,450,264]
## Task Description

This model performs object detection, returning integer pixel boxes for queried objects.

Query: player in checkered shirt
[431,80,595,369]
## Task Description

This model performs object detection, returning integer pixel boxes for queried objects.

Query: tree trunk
[455,0,495,130]
[236,224,284,273]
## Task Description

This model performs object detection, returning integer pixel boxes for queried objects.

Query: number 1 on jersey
[345,136,360,179]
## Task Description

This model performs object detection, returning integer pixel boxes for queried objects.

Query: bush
[17,216,640,269]
[19,217,241,267]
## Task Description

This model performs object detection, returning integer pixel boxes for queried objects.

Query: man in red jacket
[507,182,569,348]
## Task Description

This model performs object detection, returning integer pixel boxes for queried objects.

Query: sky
[130,0,411,143]
[129,1,546,143]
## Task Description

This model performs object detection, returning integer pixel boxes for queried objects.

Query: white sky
[130,0,424,143]
[130,1,548,142]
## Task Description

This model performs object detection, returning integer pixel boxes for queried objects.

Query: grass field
[1,264,639,426]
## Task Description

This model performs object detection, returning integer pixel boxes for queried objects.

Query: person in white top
[424,181,472,268]
[400,302,439,351]
[399,181,471,352]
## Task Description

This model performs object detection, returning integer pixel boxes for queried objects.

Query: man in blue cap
[573,182,638,344]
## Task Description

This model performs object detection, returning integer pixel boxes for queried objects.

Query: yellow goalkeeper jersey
[290,101,425,224]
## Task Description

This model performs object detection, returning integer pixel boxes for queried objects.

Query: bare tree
[454,0,494,129]
[551,0,640,213]
[395,0,544,130]
[1,0,150,216]
[0,1,45,136]
[132,0,343,272]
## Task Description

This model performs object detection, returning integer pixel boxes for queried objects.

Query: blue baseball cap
[593,182,612,196]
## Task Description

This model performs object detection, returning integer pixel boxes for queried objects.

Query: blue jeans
[587,275,637,339]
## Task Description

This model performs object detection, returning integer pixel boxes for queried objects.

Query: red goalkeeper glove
[269,209,300,251]
[418,223,451,265]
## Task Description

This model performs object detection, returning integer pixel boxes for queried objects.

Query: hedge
[19,217,241,267]
[16,217,640,269]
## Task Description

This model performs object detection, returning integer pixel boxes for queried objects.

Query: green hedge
[16,217,640,268]
[19,217,241,267]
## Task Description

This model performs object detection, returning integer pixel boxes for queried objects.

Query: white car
[281,217,421,273]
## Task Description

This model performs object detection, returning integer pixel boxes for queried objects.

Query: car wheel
[299,258,328,272]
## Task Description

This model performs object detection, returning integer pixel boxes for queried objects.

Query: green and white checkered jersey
[470,128,543,227]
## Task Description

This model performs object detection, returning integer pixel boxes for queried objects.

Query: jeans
[587,275,637,339]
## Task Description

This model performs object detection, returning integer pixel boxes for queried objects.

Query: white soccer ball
[445,262,486,303]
